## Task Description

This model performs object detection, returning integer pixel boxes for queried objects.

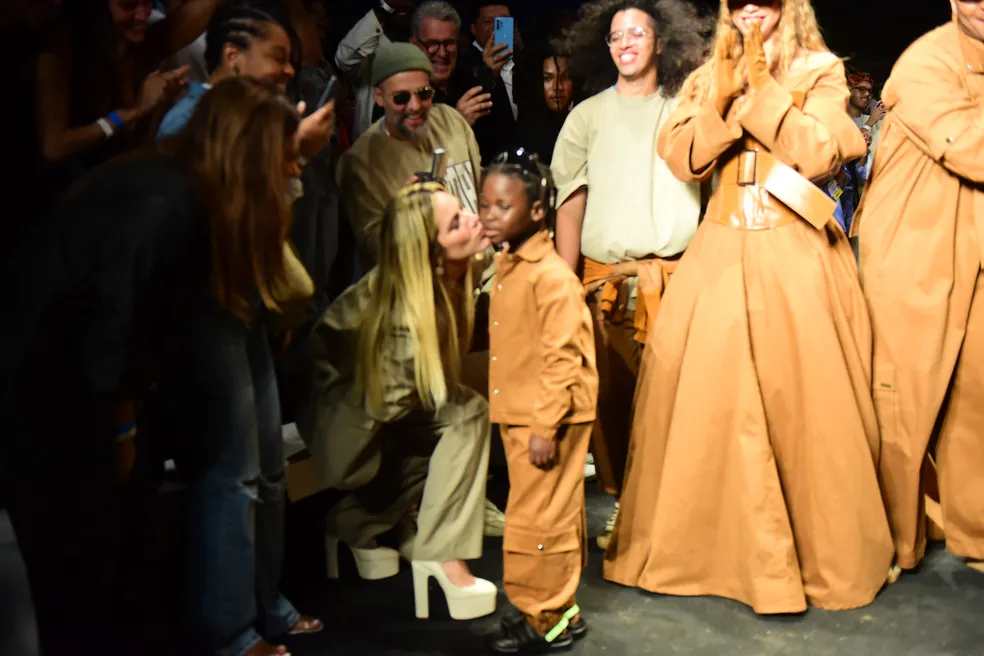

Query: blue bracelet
[114,422,136,437]
[108,111,125,128]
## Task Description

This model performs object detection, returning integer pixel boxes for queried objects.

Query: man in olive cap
[337,41,483,269]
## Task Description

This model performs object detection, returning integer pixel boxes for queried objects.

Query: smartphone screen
[493,17,514,55]
[314,76,338,112]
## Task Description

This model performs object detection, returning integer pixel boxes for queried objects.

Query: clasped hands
[714,22,772,117]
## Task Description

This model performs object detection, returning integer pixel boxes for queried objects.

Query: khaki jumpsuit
[297,270,491,562]
[488,231,599,634]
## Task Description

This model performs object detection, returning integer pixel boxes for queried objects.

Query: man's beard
[397,112,429,141]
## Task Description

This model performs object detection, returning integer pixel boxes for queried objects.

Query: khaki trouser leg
[936,268,984,560]
[413,390,491,561]
[586,296,641,497]
[326,391,490,561]
[325,428,430,548]
[501,423,592,635]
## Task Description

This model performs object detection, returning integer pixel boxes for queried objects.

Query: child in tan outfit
[480,147,599,654]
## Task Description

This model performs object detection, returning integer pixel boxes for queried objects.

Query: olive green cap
[371,42,434,87]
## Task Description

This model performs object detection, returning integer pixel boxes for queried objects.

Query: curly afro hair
[557,0,705,99]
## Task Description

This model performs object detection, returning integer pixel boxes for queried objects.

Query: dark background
[329,0,953,91]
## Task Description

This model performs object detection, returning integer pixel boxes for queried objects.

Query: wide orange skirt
[603,218,894,613]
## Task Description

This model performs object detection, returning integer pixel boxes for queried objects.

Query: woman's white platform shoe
[411,561,497,620]
[325,536,400,580]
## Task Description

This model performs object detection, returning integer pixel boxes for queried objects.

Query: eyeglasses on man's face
[391,86,436,106]
[605,25,650,47]
[421,39,458,54]
[852,86,873,96]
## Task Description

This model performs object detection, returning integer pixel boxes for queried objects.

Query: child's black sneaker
[487,619,574,654]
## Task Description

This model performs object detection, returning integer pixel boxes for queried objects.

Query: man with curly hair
[550,0,705,550]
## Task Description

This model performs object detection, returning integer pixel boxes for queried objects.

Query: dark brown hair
[557,0,704,99]
[159,77,300,322]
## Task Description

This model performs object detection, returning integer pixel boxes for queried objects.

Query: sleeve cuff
[530,424,559,441]
[555,180,587,208]
[696,104,743,150]
[737,79,794,149]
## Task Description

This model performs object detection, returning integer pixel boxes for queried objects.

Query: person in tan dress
[603,0,894,614]
[480,148,598,653]
[297,182,498,621]
[851,1,984,573]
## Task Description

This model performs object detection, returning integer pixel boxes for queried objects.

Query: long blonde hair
[356,182,475,415]
[159,77,299,322]
[685,0,827,103]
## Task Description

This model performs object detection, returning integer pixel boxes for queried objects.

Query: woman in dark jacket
[2,77,318,656]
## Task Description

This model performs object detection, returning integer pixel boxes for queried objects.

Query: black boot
[501,606,587,641]
[487,616,574,654]
[568,616,587,641]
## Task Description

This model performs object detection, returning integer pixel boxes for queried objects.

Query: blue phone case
[493,17,514,54]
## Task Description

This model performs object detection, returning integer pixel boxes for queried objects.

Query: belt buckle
[737,150,758,186]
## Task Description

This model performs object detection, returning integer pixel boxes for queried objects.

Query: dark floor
[3,483,984,656]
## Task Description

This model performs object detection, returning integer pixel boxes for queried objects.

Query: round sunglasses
[391,86,436,106]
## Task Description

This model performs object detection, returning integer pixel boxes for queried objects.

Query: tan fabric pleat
[501,423,591,634]
[581,257,678,496]
[935,270,984,560]
[604,219,894,613]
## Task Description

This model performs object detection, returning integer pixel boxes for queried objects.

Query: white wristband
[97,117,115,138]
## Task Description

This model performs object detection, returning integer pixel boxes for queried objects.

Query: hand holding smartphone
[493,17,514,58]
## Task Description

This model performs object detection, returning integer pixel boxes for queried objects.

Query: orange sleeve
[529,267,591,439]
[885,40,984,183]
[737,56,867,181]
[656,69,744,183]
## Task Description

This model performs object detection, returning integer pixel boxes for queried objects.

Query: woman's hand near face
[136,65,190,115]
[714,29,745,117]
[296,99,336,159]
[743,22,771,91]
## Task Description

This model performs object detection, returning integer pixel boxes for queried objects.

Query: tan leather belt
[714,149,835,231]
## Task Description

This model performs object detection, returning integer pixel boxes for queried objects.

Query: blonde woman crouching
[298,181,497,620]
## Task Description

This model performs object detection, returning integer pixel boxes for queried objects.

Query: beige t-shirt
[552,87,701,264]
[337,104,483,268]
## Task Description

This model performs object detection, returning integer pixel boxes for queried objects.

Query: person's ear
[223,43,244,75]
[655,37,664,56]
[374,86,385,108]
[531,200,546,224]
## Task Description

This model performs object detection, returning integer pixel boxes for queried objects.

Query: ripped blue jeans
[160,301,300,656]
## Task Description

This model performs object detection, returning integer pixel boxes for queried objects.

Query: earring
[435,257,445,277]
[233,64,241,76]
